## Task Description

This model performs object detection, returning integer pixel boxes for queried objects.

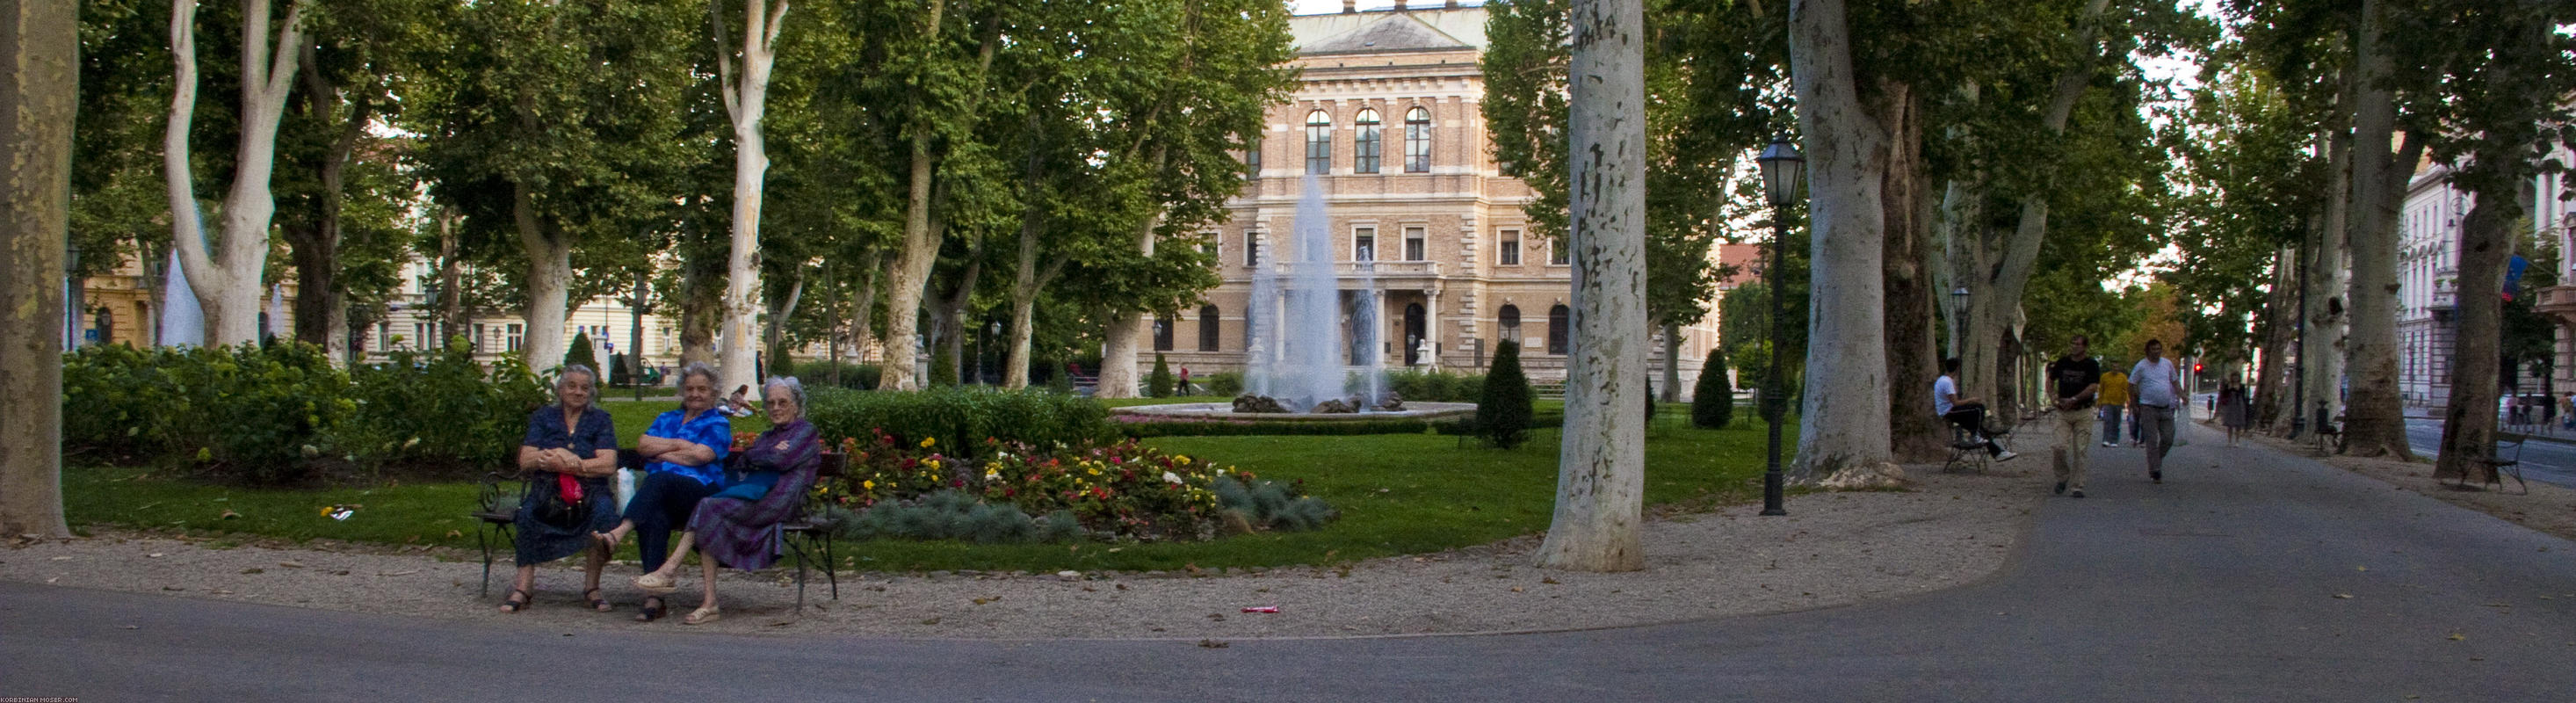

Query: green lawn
[62,404,1788,572]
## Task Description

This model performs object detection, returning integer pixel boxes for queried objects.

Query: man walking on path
[2097,362,2130,448]
[2130,339,2187,484]
[2047,336,2103,497]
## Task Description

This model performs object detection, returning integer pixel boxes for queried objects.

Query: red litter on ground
[1241,605,1280,613]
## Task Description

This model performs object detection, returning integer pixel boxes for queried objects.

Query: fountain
[158,248,204,347]
[1116,176,1473,424]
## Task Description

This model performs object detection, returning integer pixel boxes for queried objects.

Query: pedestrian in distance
[2220,375,2251,446]
[2046,336,2103,498]
[2097,361,2130,448]
[2130,339,2187,483]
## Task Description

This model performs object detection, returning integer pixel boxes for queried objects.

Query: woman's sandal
[634,597,667,622]
[633,571,678,593]
[583,587,612,612]
[682,605,721,626]
[498,588,532,613]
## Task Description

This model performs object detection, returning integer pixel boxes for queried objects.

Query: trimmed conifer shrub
[562,331,598,376]
[930,349,959,387]
[1476,340,1535,448]
[1148,353,1175,397]
[1692,347,1735,429]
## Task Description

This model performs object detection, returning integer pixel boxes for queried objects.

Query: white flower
[1162,471,1183,484]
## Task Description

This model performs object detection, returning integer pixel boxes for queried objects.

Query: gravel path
[1,462,2043,641]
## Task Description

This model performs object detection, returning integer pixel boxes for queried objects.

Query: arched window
[1498,304,1522,344]
[1305,110,1332,175]
[1198,305,1221,352]
[1154,317,1174,352]
[1404,107,1432,172]
[1547,304,1571,355]
[1353,108,1382,174]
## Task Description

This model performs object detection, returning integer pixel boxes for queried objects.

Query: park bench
[472,448,849,611]
[2312,417,2344,456]
[2446,432,2529,496]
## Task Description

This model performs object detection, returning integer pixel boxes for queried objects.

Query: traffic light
[2193,362,2204,373]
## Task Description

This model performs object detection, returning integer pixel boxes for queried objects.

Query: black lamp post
[1949,286,1970,359]
[628,270,649,402]
[64,242,83,349]
[1755,136,1803,517]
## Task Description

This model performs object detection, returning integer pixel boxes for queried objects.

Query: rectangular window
[1353,227,1376,262]
[1499,229,1522,265]
[1246,134,1262,178]
[1246,233,1262,267]
[1549,238,1570,265]
[1404,227,1426,261]
[506,323,524,352]
[1306,114,1332,175]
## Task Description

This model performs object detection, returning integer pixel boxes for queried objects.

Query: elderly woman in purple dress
[629,376,821,625]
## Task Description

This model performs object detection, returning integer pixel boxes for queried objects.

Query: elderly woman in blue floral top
[628,376,821,625]
[594,361,731,621]
[500,365,619,613]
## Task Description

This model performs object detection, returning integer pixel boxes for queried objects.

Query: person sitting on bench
[1936,357,2017,462]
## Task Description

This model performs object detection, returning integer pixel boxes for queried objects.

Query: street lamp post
[64,243,82,349]
[1949,286,1969,359]
[629,270,649,402]
[1755,137,1803,518]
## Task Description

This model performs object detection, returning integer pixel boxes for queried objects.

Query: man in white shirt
[1935,358,2016,462]
[2129,338,2187,483]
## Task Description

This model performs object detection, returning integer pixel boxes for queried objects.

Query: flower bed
[819,431,1330,542]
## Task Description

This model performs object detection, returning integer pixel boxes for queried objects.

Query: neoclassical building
[1140,4,1722,384]
[2401,141,2576,405]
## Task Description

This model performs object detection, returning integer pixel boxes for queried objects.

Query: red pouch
[559,472,585,503]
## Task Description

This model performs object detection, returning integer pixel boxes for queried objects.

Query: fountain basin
[1113,402,1478,422]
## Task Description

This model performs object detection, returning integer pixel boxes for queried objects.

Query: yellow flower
[1087,467,1101,476]
[1176,454,1190,464]
[919,437,936,448]
[985,469,1002,481]
[863,480,877,490]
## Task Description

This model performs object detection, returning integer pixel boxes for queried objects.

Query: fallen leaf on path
[378,570,417,576]
[240,568,263,575]
[2334,594,2353,599]
[278,561,304,569]
[147,553,164,558]
[2448,632,2466,641]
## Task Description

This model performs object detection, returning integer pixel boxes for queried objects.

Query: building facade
[2399,141,2576,407]
[1138,4,1723,385]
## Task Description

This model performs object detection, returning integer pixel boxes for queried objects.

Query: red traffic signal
[2193,363,2204,373]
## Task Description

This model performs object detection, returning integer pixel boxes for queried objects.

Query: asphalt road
[2400,417,2576,489]
[7,421,2573,702]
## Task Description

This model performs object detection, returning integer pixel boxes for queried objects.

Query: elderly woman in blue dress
[627,376,821,625]
[592,362,732,621]
[500,365,619,613]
